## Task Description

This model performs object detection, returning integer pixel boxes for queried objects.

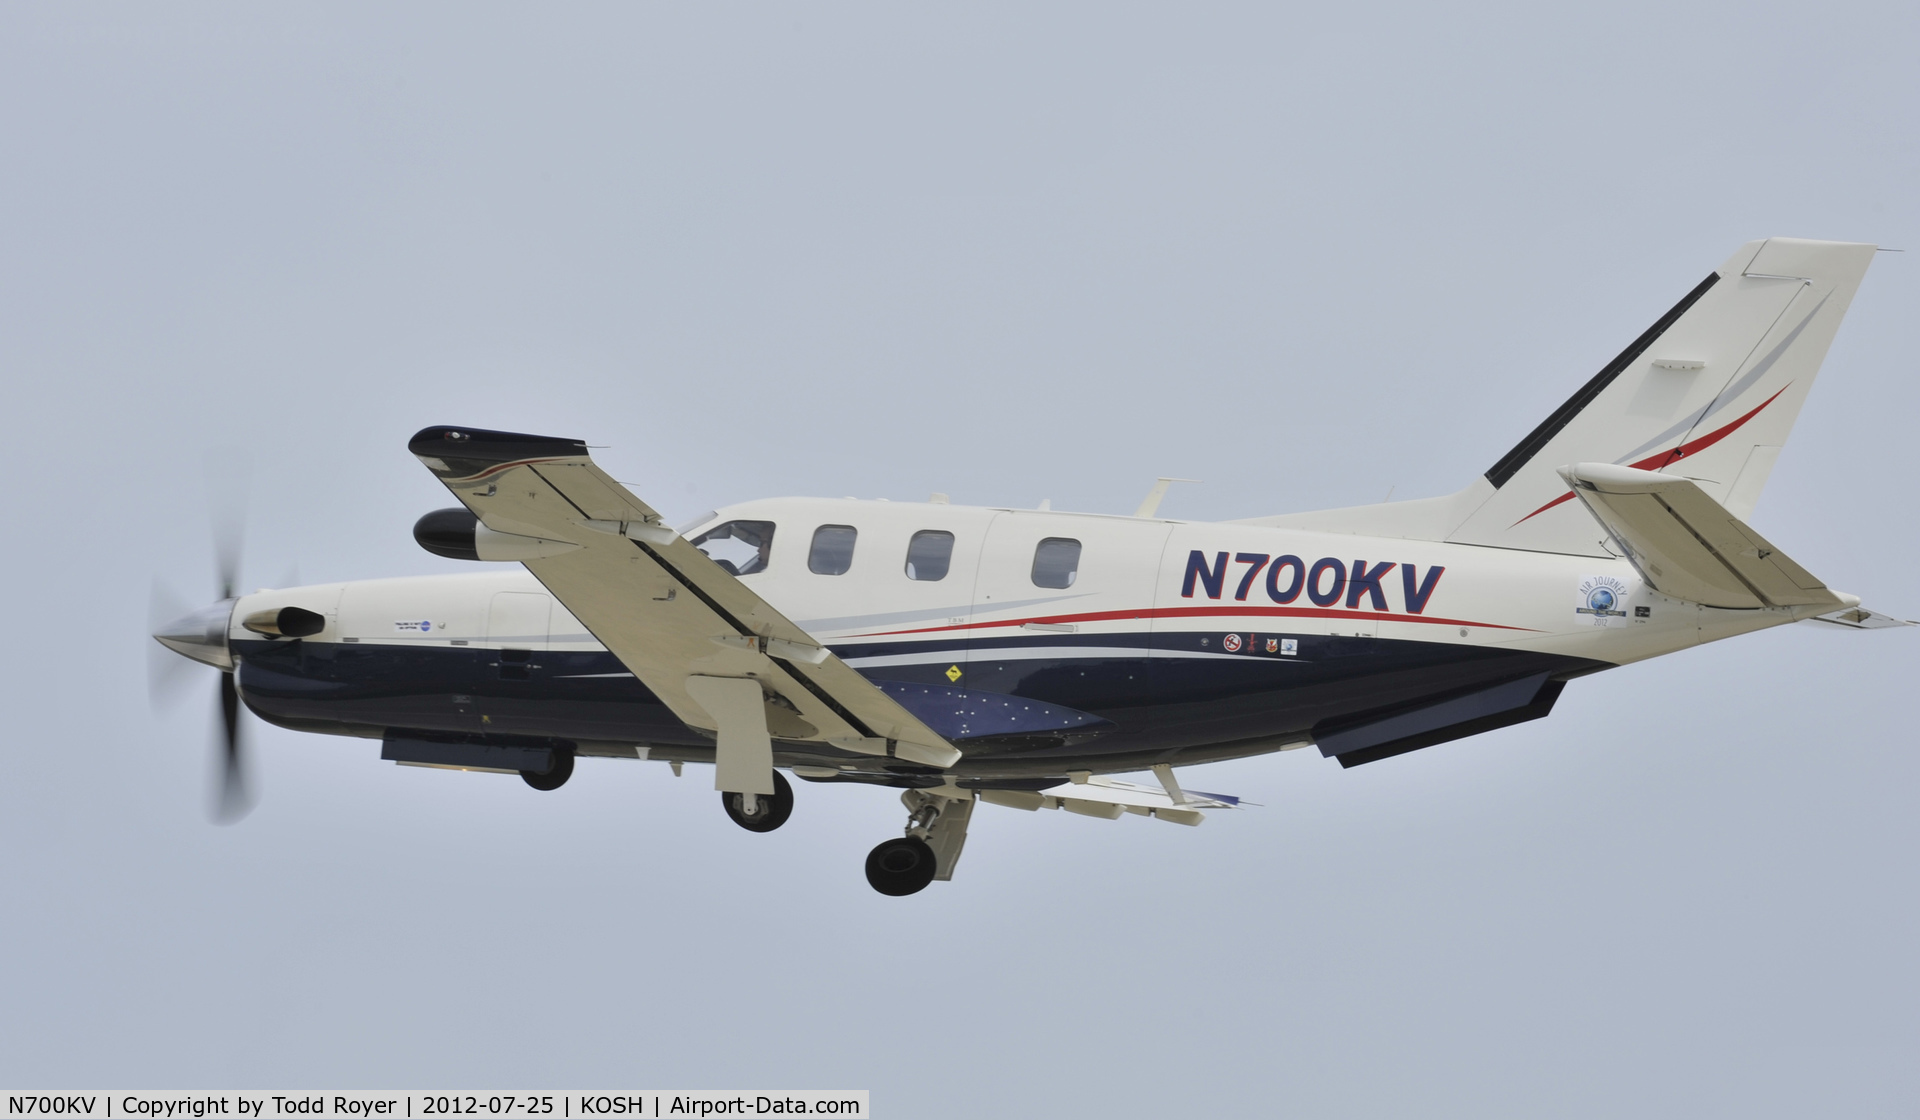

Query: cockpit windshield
[691,520,775,575]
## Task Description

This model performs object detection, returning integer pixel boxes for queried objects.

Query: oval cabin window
[905,530,955,581]
[809,524,858,575]
[1031,537,1081,589]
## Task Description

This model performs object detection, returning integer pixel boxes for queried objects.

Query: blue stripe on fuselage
[233,633,1604,765]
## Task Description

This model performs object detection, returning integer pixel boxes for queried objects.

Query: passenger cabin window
[809,525,858,575]
[691,520,775,576]
[905,530,955,581]
[1031,537,1081,589]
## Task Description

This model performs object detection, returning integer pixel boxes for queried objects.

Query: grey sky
[3,3,1917,1115]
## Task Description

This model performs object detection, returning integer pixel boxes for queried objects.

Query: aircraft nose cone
[153,599,237,670]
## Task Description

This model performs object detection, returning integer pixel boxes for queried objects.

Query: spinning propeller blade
[213,668,253,824]
[151,471,261,824]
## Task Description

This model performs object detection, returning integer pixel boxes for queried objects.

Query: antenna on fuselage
[1134,477,1200,518]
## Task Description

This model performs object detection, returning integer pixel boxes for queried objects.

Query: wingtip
[408,426,590,478]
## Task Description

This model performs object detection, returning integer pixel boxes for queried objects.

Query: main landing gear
[721,769,794,832]
[865,837,938,896]
[520,749,574,791]
[865,788,974,896]
[710,766,974,897]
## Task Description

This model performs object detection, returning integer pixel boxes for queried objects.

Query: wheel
[720,769,793,832]
[520,749,574,791]
[865,837,938,896]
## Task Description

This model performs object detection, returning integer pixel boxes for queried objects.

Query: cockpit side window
[1031,537,1082,589]
[691,520,776,576]
[809,524,858,575]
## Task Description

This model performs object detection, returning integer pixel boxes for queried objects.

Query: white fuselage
[224,496,1815,776]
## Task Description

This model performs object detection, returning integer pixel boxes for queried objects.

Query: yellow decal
[945,665,963,682]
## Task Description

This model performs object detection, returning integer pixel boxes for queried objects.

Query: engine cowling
[412,508,581,562]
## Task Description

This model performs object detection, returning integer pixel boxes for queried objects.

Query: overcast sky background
[2,3,1917,1115]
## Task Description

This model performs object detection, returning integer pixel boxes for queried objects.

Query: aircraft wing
[407,426,961,775]
[1558,462,1846,610]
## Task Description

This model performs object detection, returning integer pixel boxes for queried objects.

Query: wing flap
[1558,462,1845,610]
[538,462,652,522]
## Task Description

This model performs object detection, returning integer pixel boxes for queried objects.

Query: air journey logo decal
[1577,575,1629,626]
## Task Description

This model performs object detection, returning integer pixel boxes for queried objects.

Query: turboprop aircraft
[153,236,1908,895]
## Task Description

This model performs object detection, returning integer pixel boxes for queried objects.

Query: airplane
[152,236,1909,896]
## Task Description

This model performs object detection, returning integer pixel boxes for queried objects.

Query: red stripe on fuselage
[1510,385,1790,527]
[852,603,1536,639]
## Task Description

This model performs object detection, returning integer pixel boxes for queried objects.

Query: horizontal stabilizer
[1558,462,1846,610]
[979,774,1242,826]
[1043,774,1239,809]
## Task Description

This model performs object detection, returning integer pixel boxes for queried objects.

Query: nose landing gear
[721,769,794,832]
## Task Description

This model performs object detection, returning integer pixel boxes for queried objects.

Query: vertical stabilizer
[1444,238,1877,556]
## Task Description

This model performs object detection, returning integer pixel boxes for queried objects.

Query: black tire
[720,769,793,832]
[864,836,938,896]
[520,749,574,791]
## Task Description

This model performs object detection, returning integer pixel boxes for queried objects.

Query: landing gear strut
[721,769,793,832]
[520,748,574,791]
[864,788,974,896]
